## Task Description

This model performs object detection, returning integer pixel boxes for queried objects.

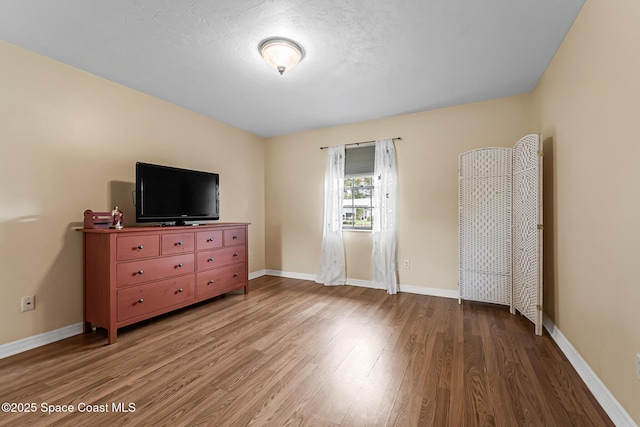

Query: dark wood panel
[0,277,614,426]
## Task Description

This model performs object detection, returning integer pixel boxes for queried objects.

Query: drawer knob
[177,263,183,268]
[233,235,238,240]
[177,241,183,246]
[137,270,144,275]
[233,273,239,278]
[207,237,214,242]
[178,288,183,293]
[207,280,214,285]
[208,257,214,262]
[138,298,144,304]
[137,245,144,250]
[233,253,239,257]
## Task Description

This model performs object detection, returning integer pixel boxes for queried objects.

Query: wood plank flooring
[0,276,613,426]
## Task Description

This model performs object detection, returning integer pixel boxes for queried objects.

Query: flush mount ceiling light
[259,37,304,75]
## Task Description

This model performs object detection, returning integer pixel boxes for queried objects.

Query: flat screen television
[136,162,220,225]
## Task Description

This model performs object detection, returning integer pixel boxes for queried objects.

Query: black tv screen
[136,162,219,225]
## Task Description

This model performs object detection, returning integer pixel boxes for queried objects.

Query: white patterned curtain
[372,139,398,294]
[315,145,346,286]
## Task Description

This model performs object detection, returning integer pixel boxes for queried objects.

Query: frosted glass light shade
[259,38,304,75]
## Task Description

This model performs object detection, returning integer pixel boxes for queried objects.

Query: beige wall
[0,41,266,345]
[265,95,533,290]
[532,0,640,421]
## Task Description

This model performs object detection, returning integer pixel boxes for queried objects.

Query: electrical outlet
[249,252,254,260]
[403,259,410,269]
[21,295,35,312]
[636,353,640,381]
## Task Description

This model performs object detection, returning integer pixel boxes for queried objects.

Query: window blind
[344,145,375,177]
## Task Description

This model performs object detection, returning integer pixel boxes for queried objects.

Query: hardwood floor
[0,276,613,426]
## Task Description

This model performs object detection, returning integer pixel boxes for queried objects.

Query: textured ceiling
[0,0,585,137]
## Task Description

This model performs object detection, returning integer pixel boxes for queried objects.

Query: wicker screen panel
[459,148,512,306]
[512,134,543,335]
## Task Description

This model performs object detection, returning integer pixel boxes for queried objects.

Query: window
[343,145,375,230]
[343,176,373,229]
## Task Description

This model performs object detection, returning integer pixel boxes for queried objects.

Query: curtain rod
[319,137,402,150]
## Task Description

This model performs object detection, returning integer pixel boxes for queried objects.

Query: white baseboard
[264,269,316,281]
[263,270,458,299]
[346,277,384,289]
[0,323,83,360]
[543,316,636,427]
[249,269,268,280]
[400,283,458,299]
[350,279,459,299]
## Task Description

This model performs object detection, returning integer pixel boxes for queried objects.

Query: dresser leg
[83,321,92,334]
[107,328,117,345]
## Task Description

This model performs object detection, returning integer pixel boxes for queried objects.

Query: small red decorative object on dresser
[83,210,113,229]
[80,223,249,344]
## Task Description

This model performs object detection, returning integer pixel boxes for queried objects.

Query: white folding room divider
[459,147,513,307]
[512,134,543,335]
[459,134,543,335]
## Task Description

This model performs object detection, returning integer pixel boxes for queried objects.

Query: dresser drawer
[117,275,194,322]
[116,254,194,287]
[161,232,195,254]
[196,246,246,271]
[196,263,246,298]
[196,230,223,250]
[117,235,160,261]
[223,228,246,246]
